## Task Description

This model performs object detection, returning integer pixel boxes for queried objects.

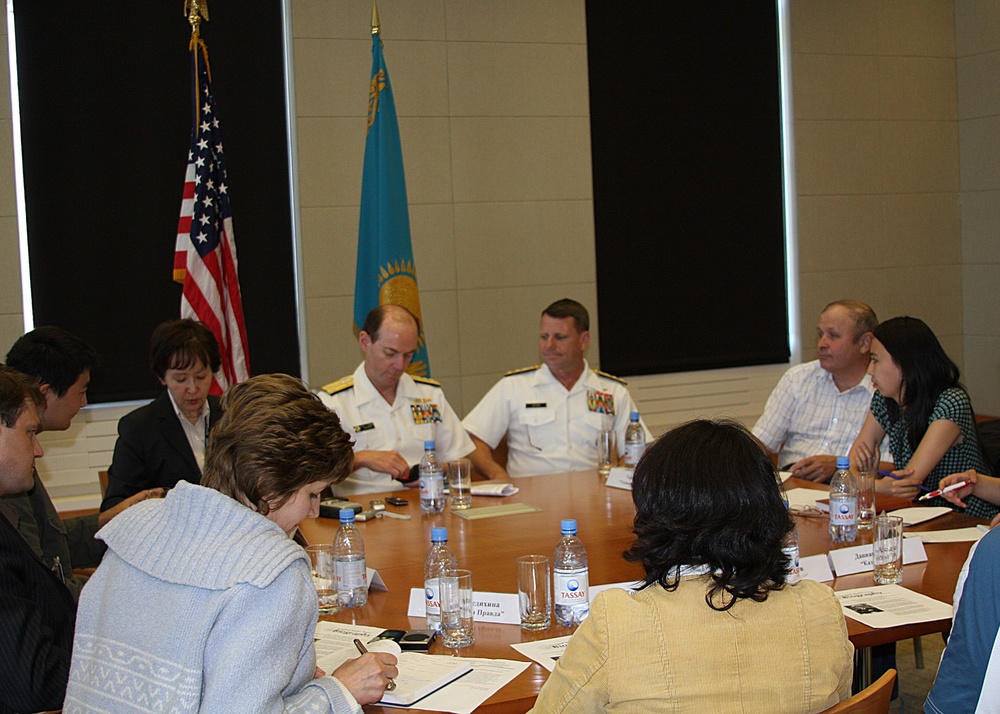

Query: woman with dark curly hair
[850,316,997,520]
[528,419,853,713]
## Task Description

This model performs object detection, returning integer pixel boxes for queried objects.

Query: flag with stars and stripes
[173,39,249,394]
[354,31,430,377]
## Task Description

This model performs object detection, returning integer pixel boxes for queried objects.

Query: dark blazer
[100,392,222,511]
[0,511,76,713]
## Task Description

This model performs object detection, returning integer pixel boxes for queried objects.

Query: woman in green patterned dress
[850,316,998,520]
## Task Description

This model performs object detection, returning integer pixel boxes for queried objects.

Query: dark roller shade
[587,1,789,375]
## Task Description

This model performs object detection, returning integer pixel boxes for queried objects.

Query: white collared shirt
[318,363,474,495]
[752,360,890,467]
[166,390,210,472]
[463,360,651,477]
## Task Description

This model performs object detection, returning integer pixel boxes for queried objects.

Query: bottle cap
[339,508,355,522]
[630,411,639,420]
[424,440,436,450]
[430,527,448,542]
[560,518,578,534]
[836,457,851,470]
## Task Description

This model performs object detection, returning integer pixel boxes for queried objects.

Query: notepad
[316,637,473,707]
[470,482,519,497]
[379,653,473,707]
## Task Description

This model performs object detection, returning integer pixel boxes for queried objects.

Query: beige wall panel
[961,190,1000,262]
[879,57,958,120]
[876,265,962,335]
[301,206,359,299]
[796,195,881,272]
[293,38,371,117]
[790,0,878,55]
[959,116,1000,190]
[396,117,454,205]
[792,54,878,121]
[876,0,955,56]
[293,0,447,41]
[880,193,960,267]
[450,117,592,203]
[0,314,24,358]
[794,120,882,195]
[378,41,451,117]
[955,0,1000,57]
[453,200,595,289]
[446,43,589,117]
[0,44,9,122]
[456,282,597,376]
[420,289,460,377]
[0,216,21,314]
[962,264,1000,336]
[306,294,361,388]
[434,375,464,419]
[879,121,959,194]
[297,117,366,207]
[411,203,458,292]
[0,119,14,217]
[957,52,1000,120]
[963,335,1000,415]
[295,38,449,119]
[443,0,587,44]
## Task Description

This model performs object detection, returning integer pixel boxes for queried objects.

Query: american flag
[173,41,249,394]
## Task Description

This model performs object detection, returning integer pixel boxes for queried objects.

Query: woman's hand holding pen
[936,469,979,508]
[874,468,924,500]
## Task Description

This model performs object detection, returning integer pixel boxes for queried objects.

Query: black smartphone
[369,629,406,644]
[385,496,408,507]
[399,629,436,651]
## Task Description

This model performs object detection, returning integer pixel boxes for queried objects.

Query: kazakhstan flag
[354,31,430,377]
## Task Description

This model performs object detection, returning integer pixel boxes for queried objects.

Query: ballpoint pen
[918,481,969,501]
[879,470,931,492]
[354,638,396,691]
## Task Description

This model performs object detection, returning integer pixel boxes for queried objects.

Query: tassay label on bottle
[554,570,589,605]
[830,497,857,524]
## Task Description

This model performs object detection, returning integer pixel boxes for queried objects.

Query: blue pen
[878,470,931,492]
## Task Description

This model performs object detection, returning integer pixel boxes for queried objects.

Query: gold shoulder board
[412,376,442,388]
[593,369,627,385]
[320,376,354,395]
[504,365,541,378]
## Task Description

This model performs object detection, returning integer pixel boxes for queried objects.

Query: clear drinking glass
[857,446,879,530]
[440,568,475,647]
[517,555,552,630]
[448,459,472,510]
[873,514,904,585]
[597,430,617,478]
[305,544,338,614]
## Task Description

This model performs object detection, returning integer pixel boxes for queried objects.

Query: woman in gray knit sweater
[64,374,397,713]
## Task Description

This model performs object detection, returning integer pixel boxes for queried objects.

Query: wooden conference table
[298,472,983,713]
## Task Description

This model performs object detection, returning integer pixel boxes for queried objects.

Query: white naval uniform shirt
[752,360,890,468]
[318,364,474,496]
[462,360,652,477]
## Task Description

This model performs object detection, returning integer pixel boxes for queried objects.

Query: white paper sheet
[381,657,530,714]
[905,526,987,543]
[836,584,952,628]
[783,487,824,508]
[886,506,952,526]
[510,636,573,672]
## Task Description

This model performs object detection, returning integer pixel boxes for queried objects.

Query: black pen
[354,638,396,691]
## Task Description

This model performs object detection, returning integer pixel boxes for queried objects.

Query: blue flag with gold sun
[354,31,430,377]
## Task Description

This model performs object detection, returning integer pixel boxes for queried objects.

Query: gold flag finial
[372,0,380,36]
[185,0,209,40]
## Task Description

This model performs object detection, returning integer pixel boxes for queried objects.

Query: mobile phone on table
[399,629,436,651]
[385,496,408,507]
